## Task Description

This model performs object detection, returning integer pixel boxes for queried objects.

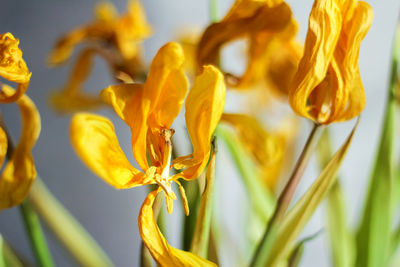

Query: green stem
[19,200,54,267]
[209,0,218,23]
[190,138,217,257]
[1,240,24,267]
[250,123,323,267]
[0,118,54,267]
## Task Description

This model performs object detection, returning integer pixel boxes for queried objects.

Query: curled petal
[48,27,90,66]
[70,113,149,189]
[0,33,31,84]
[116,0,152,60]
[50,48,104,113]
[289,0,371,124]
[197,2,292,73]
[331,1,372,122]
[174,65,225,180]
[0,33,31,103]
[0,85,40,209]
[131,42,187,170]
[289,0,342,122]
[229,18,300,90]
[139,190,217,267]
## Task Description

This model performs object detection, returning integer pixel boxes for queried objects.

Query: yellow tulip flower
[197,0,299,92]
[70,42,224,266]
[49,0,152,113]
[289,0,373,124]
[0,33,32,103]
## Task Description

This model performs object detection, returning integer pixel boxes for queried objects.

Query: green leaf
[216,125,275,257]
[190,138,217,257]
[355,23,399,267]
[287,230,322,267]
[261,121,358,267]
[216,125,274,221]
[29,178,113,267]
[317,129,354,267]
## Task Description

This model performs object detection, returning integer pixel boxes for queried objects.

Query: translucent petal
[130,42,187,170]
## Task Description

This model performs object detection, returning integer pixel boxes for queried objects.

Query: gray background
[0,0,399,266]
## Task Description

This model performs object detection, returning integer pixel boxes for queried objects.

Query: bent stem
[0,117,54,267]
[190,137,217,258]
[251,123,323,267]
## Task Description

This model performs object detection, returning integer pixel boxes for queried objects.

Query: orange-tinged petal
[330,1,372,122]
[139,190,217,267]
[70,113,150,189]
[289,0,342,122]
[116,0,152,60]
[131,42,186,171]
[0,33,31,84]
[0,127,7,168]
[289,0,372,124]
[0,85,40,209]
[101,83,144,124]
[48,27,90,66]
[174,65,225,180]
[50,48,104,113]
[94,1,118,22]
[0,33,31,103]
[149,68,188,129]
[197,2,292,74]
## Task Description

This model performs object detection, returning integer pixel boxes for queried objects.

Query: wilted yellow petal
[116,0,152,60]
[139,190,217,267]
[221,113,288,189]
[94,2,118,22]
[48,0,150,67]
[0,33,31,84]
[0,33,31,103]
[264,39,302,96]
[0,128,7,169]
[48,27,90,66]
[130,42,187,170]
[0,85,40,209]
[289,0,372,124]
[173,65,225,180]
[101,83,143,124]
[50,48,104,113]
[70,113,150,189]
[197,1,293,87]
